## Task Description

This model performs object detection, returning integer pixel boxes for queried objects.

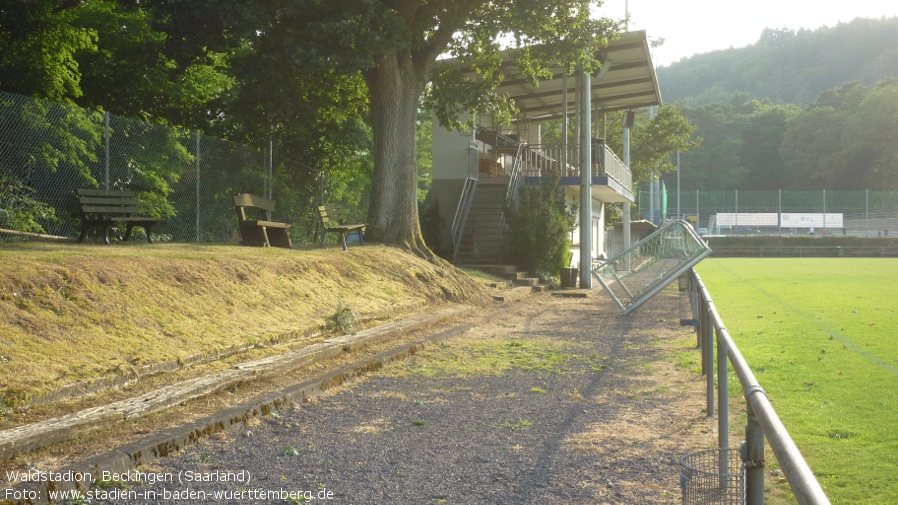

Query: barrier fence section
[0,90,319,243]
[640,189,898,236]
[683,268,831,505]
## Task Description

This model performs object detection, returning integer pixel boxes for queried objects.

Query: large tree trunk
[364,51,430,253]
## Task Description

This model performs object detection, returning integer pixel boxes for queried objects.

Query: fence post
[778,189,781,235]
[696,277,704,351]
[744,401,765,505]
[704,300,714,417]
[195,132,201,243]
[735,189,739,230]
[104,111,110,190]
[718,321,729,452]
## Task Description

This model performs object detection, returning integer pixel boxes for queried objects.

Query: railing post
[744,402,766,505]
[704,301,714,417]
[696,282,704,350]
[718,323,729,453]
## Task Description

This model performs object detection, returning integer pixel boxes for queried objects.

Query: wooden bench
[233,193,292,248]
[76,189,164,244]
[317,205,366,250]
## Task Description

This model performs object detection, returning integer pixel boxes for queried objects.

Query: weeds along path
[105,289,718,505]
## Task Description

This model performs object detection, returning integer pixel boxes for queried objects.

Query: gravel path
[90,290,719,505]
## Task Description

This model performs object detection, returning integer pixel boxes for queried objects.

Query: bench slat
[81,205,140,214]
[242,220,291,229]
[110,217,164,223]
[76,189,137,197]
[78,196,139,205]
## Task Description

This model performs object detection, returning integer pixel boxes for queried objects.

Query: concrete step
[531,284,550,293]
[514,277,539,287]
[461,265,520,275]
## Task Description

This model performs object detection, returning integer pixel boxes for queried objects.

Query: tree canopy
[3,0,705,246]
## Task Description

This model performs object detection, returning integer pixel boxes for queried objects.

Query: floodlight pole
[676,150,680,220]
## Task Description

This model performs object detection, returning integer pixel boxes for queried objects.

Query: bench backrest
[233,193,275,222]
[76,189,140,215]
[317,205,357,227]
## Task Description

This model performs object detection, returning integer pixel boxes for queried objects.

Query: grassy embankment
[0,242,490,413]
[697,258,898,504]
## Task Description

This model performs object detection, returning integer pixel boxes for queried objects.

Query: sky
[599,0,898,67]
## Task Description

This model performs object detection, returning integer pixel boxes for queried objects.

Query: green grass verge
[697,258,898,504]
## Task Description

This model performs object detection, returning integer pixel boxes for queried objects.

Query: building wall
[567,184,606,269]
[433,115,607,267]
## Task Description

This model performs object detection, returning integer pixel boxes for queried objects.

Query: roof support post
[579,69,593,289]
[623,113,631,270]
[562,73,568,171]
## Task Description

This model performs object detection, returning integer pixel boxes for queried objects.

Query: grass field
[697,259,898,504]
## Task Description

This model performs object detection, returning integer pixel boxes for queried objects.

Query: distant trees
[670,80,898,192]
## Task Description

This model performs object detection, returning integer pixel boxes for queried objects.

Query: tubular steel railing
[684,268,831,505]
[517,142,632,194]
[450,176,478,262]
[505,143,524,205]
[708,245,898,258]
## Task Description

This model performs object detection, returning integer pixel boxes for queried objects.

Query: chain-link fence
[0,90,324,243]
[638,189,898,237]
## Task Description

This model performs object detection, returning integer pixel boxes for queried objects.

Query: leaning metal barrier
[592,220,711,315]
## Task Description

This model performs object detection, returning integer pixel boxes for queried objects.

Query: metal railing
[708,244,898,258]
[683,268,831,505]
[592,220,710,315]
[450,176,478,262]
[504,143,525,204]
[518,142,632,193]
[601,144,632,191]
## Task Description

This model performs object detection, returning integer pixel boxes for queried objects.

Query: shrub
[503,177,577,276]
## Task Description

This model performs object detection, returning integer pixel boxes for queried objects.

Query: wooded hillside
[654,18,898,193]
[657,17,898,106]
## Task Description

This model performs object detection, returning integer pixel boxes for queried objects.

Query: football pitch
[696,258,898,504]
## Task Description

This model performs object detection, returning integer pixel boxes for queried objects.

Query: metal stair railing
[451,176,478,263]
[498,143,525,241]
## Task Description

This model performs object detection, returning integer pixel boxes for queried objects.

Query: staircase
[455,177,507,265]
[455,177,545,291]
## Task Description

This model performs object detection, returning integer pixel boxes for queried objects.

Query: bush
[503,177,577,275]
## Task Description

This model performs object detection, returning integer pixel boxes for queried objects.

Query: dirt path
[87,289,720,504]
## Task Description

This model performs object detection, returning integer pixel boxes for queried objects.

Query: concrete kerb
[4,318,480,504]
[0,305,472,464]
